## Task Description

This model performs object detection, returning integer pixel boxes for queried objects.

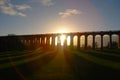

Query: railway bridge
[0,30,120,51]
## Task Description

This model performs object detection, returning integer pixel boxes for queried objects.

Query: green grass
[77,51,120,69]
[0,47,120,80]
[0,48,56,69]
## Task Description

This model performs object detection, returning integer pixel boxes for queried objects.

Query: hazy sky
[0,0,120,36]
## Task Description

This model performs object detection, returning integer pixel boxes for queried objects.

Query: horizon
[1,30,120,37]
[0,0,120,36]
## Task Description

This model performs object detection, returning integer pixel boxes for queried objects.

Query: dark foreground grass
[0,47,120,80]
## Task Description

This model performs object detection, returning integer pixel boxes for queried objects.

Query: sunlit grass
[0,47,120,80]
[68,49,120,70]
[85,49,120,58]
[0,48,57,69]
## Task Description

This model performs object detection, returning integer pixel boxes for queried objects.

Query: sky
[0,0,120,36]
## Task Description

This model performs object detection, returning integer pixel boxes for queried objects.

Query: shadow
[64,48,120,80]
[0,47,58,80]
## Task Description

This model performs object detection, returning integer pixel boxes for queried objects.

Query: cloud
[59,9,82,18]
[18,12,27,17]
[0,3,17,16]
[40,0,54,6]
[0,0,5,5]
[0,0,31,17]
[28,0,54,6]
[15,4,31,10]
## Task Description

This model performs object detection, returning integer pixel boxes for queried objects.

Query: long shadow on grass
[0,47,58,80]
[64,48,120,80]
[79,49,120,62]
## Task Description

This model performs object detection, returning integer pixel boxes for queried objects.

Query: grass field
[0,47,120,80]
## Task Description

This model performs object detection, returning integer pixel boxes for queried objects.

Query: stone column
[85,34,88,49]
[70,35,74,47]
[109,34,112,48]
[30,38,33,46]
[38,38,40,45]
[46,36,50,45]
[118,34,120,48]
[64,36,67,47]
[52,36,55,46]
[92,35,95,49]
[48,37,50,45]
[77,35,80,49]
[39,37,41,45]
[101,35,103,49]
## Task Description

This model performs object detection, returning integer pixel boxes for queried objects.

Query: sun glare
[58,29,68,33]
[60,35,66,46]
[55,29,71,46]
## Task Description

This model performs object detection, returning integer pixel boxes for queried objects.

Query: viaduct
[0,30,120,51]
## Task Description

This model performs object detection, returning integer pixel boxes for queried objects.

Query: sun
[58,29,68,46]
[60,34,66,46]
[58,29,68,33]
[55,29,70,46]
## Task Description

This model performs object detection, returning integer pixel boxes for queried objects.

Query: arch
[67,36,70,46]
[50,37,52,45]
[73,35,77,47]
[55,36,58,46]
[112,34,118,42]
[95,35,101,48]
[111,34,118,48]
[87,35,93,49]
[44,37,47,44]
[103,34,110,48]
[60,34,66,46]
[80,35,85,48]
